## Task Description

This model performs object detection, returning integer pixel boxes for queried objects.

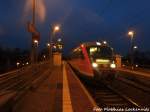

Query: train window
[87,46,113,59]
[90,47,97,53]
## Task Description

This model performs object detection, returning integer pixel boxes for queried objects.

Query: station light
[128,30,135,69]
[43,55,46,58]
[57,38,62,42]
[135,64,138,67]
[134,46,138,49]
[128,31,134,37]
[47,43,50,47]
[103,41,107,44]
[58,44,63,49]
[34,40,38,44]
[26,62,29,65]
[54,25,60,32]
[16,62,20,67]
[53,45,56,49]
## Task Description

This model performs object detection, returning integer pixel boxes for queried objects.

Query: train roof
[80,41,111,48]
[72,41,113,53]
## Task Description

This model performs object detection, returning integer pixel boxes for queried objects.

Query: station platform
[13,61,97,112]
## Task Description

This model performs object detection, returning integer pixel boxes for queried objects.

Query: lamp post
[128,31,134,70]
[30,0,40,64]
[32,0,35,25]
[33,39,38,63]
[46,43,50,59]
[29,0,36,64]
[49,25,60,58]
[16,62,20,68]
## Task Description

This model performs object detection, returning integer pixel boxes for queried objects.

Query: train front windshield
[87,46,113,60]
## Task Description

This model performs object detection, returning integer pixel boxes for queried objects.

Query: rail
[82,80,141,108]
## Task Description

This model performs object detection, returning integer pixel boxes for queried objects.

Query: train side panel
[69,58,94,78]
[69,46,94,78]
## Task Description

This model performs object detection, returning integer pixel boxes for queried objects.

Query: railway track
[81,79,140,108]
[114,73,150,93]
[0,62,50,94]
[69,64,139,108]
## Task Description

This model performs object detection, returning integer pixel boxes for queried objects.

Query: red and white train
[68,41,116,80]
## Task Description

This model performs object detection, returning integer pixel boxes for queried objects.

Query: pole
[47,43,50,60]
[32,0,35,25]
[31,0,36,64]
[50,29,53,58]
[130,35,134,70]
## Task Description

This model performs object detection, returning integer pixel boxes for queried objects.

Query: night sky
[0,0,150,55]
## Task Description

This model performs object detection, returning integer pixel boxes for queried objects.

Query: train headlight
[92,62,98,68]
[110,63,116,69]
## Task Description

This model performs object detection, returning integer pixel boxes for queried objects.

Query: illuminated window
[87,46,113,59]
[58,44,63,49]
[89,47,98,54]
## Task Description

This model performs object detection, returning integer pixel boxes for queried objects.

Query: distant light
[128,31,134,37]
[47,43,50,47]
[96,42,101,46]
[22,63,25,66]
[73,48,78,52]
[128,31,134,35]
[58,44,62,49]
[122,64,125,67]
[43,55,46,58]
[53,45,56,49]
[54,25,60,32]
[16,62,20,66]
[135,64,138,67]
[34,40,38,44]
[103,41,107,44]
[57,38,62,42]
[81,44,84,47]
[134,46,138,49]
[26,62,29,65]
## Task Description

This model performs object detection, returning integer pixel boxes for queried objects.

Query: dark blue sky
[0,0,150,55]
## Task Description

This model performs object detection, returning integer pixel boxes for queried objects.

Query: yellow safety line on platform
[63,62,74,112]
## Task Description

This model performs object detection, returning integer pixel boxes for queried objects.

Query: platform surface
[13,62,97,112]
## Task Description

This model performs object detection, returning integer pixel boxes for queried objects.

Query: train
[68,41,117,81]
